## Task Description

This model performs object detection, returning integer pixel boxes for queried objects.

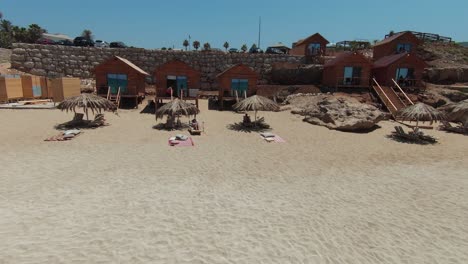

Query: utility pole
[258,16,261,49]
[189,35,191,51]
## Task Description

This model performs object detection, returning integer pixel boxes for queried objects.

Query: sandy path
[0,100,467,263]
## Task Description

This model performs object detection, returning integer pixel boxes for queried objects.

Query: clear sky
[1,0,467,49]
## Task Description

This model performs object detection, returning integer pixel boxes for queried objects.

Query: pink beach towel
[168,137,194,147]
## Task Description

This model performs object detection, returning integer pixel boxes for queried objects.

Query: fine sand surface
[0,100,467,264]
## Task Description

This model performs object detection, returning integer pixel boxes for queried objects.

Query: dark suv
[73,37,94,47]
[110,42,127,48]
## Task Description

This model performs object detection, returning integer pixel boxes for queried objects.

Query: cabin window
[307,43,321,55]
[396,68,416,86]
[107,74,128,94]
[396,43,412,53]
[343,67,362,85]
[166,75,188,97]
[231,79,248,96]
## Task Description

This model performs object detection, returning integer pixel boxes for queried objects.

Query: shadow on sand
[227,121,271,133]
[152,123,191,131]
[386,134,437,145]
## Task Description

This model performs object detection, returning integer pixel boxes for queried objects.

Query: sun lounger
[260,132,286,143]
[391,126,437,144]
[440,121,468,135]
[188,128,202,135]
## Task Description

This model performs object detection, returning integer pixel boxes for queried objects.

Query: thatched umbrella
[232,95,279,123]
[438,99,468,124]
[155,98,199,120]
[56,93,117,120]
[397,103,445,127]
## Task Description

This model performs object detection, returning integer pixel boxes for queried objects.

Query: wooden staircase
[107,87,121,108]
[371,78,413,119]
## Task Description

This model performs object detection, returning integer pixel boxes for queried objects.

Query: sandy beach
[0,99,467,264]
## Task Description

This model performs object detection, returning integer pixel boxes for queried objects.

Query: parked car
[73,37,94,47]
[265,47,285,54]
[95,40,109,48]
[110,41,127,48]
[36,38,56,45]
[228,48,238,53]
[249,47,263,54]
[56,39,74,46]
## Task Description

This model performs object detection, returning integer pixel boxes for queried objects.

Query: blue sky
[2,0,467,49]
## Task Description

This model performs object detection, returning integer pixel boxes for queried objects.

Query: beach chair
[391,126,437,144]
[440,121,468,135]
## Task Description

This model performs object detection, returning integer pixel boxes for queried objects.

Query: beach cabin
[323,52,372,88]
[373,31,421,60]
[372,53,428,88]
[290,33,329,57]
[154,60,201,98]
[50,77,81,102]
[94,56,149,107]
[21,75,48,99]
[0,75,23,102]
[217,64,258,109]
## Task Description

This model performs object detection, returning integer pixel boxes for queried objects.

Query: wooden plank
[0,77,23,100]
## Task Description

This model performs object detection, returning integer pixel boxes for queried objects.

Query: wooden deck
[154,96,199,109]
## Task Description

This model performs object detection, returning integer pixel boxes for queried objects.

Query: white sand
[0,100,467,264]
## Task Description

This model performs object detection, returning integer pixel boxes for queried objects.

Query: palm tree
[193,40,200,51]
[0,19,12,33]
[241,44,248,53]
[183,39,189,51]
[81,29,93,41]
[223,41,229,52]
[203,42,211,51]
[27,24,45,43]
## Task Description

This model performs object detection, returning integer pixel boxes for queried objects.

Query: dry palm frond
[438,99,468,123]
[56,93,117,120]
[397,103,445,125]
[155,99,200,120]
[233,95,280,112]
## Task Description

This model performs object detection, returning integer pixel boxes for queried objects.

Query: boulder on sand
[289,95,384,132]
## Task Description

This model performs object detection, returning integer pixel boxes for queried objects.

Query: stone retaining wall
[10,43,305,89]
[425,67,468,84]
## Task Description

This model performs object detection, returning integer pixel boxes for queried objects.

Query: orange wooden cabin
[373,31,422,60]
[290,33,329,56]
[94,56,149,107]
[216,64,258,109]
[372,53,428,88]
[154,60,200,98]
[323,52,372,88]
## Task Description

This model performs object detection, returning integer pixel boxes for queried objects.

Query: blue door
[176,76,188,97]
[107,74,128,94]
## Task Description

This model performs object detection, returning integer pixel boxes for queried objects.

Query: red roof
[374,31,421,47]
[373,52,428,69]
[294,33,329,46]
[373,53,408,68]
[216,64,257,78]
[324,52,370,67]
[115,56,149,75]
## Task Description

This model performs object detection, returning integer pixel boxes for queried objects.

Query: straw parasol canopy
[438,99,468,124]
[233,95,279,122]
[397,103,445,126]
[56,93,117,120]
[155,98,200,120]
